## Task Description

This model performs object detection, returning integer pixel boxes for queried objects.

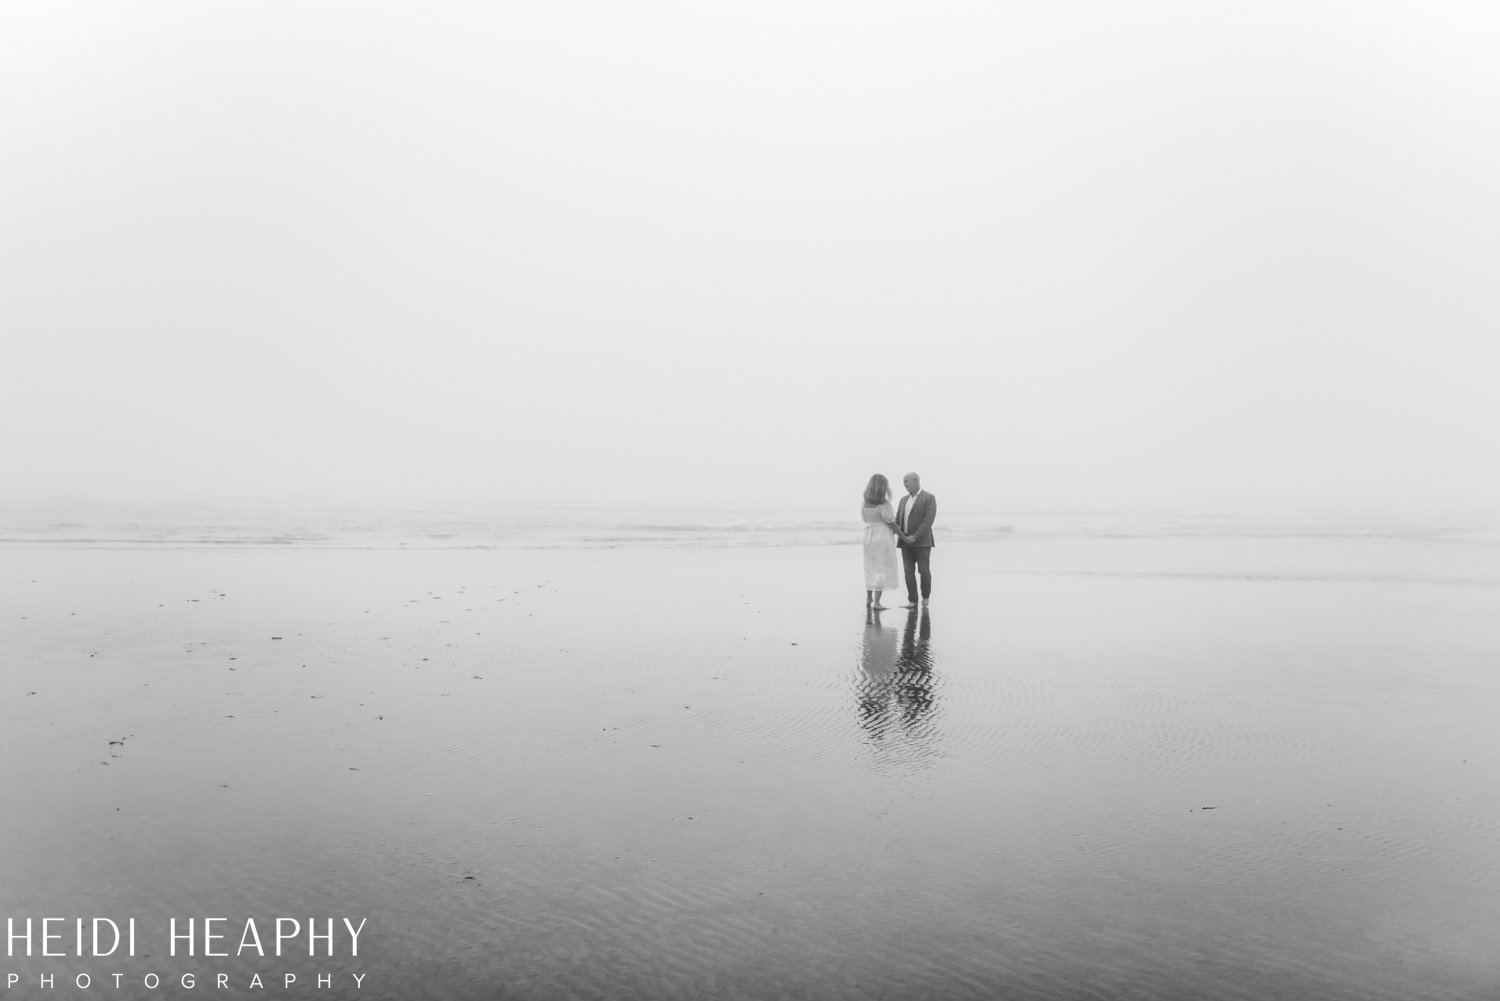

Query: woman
[861,473,901,609]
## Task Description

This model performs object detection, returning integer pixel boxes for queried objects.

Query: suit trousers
[901,546,932,602]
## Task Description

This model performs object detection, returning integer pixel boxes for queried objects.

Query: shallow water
[3,537,1499,999]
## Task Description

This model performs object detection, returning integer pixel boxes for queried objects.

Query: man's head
[903,472,921,496]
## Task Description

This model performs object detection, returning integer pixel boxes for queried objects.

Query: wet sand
[3,539,1499,1000]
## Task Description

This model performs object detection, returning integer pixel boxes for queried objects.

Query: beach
[4,527,1499,1000]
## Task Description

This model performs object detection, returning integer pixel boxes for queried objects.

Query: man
[894,472,936,608]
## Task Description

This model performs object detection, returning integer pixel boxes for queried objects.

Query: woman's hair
[863,474,890,506]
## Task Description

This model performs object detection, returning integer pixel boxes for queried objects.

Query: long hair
[863,473,890,506]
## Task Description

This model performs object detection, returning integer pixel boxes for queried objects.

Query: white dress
[861,502,901,591]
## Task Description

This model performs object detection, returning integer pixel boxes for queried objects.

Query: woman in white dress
[861,473,901,609]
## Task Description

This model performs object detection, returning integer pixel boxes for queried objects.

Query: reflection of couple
[857,603,936,756]
[861,471,936,610]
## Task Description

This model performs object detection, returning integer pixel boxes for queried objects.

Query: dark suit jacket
[895,491,936,548]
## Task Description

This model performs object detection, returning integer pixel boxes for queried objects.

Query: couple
[861,471,935,611]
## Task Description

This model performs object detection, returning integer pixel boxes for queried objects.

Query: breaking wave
[0,501,1490,551]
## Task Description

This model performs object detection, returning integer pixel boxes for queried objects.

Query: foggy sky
[4,2,1499,516]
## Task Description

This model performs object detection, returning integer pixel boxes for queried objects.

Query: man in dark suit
[895,472,936,608]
